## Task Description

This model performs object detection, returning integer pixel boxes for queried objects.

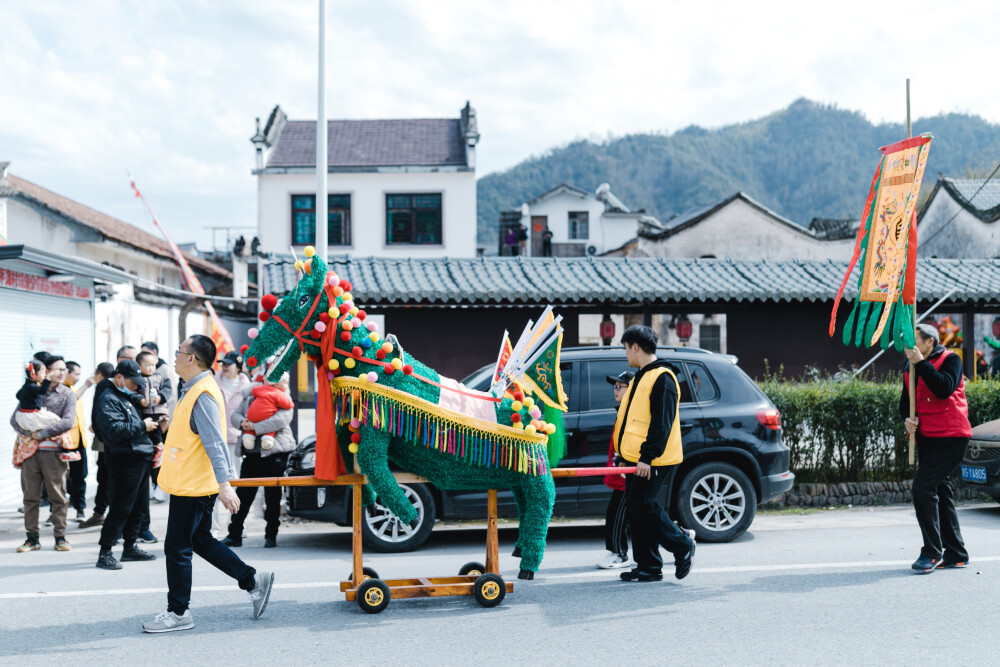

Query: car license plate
[961,465,987,483]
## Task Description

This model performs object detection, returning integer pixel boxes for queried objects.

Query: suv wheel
[360,483,436,552]
[677,462,757,543]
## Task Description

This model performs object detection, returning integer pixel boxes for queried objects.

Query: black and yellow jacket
[612,359,682,466]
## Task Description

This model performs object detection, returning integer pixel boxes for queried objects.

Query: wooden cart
[231,465,633,613]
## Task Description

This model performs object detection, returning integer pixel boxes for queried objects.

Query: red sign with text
[0,268,90,300]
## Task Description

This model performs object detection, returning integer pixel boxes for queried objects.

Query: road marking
[2,556,997,599]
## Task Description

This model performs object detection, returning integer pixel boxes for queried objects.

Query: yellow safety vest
[612,366,683,466]
[158,375,227,497]
[67,389,87,449]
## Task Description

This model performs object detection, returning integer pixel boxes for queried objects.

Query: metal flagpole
[905,78,917,465]
[316,0,328,263]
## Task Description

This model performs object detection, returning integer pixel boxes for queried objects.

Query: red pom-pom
[357,310,367,320]
[246,356,258,368]
[375,349,386,360]
[513,391,524,401]
[352,346,362,357]
[339,279,352,291]
[261,294,278,311]
[309,330,321,339]
[319,312,330,323]
[402,364,413,375]
[350,432,361,444]
[258,311,270,322]
[338,303,350,315]
[384,365,395,374]
[240,344,250,354]
[340,331,351,342]
[510,413,521,423]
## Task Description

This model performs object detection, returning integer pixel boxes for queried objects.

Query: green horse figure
[242,253,559,578]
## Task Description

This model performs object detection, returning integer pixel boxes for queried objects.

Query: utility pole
[316,0,328,262]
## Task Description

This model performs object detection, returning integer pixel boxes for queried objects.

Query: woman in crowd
[212,351,251,537]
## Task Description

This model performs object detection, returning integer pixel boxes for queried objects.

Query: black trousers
[626,465,692,574]
[93,452,110,515]
[166,494,256,615]
[98,452,151,550]
[913,435,969,561]
[604,489,630,557]
[68,451,89,512]
[228,452,288,540]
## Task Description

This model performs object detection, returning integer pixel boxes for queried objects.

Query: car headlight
[300,450,316,470]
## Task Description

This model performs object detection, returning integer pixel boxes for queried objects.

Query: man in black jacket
[92,360,160,570]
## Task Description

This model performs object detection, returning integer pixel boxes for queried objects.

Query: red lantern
[993,318,1000,338]
[599,319,615,340]
[676,316,693,341]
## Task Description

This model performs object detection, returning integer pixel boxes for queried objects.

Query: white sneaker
[143,609,194,633]
[248,571,274,619]
[597,552,632,569]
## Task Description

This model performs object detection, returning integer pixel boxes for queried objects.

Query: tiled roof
[927,177,1000,223]
[263,255,1000,305]
[267,119,469,169]
[2,173,230,278]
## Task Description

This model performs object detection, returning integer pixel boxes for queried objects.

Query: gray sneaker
[142,610,194,633]
[248,571,274,619]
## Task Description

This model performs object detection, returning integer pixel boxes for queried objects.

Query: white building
[918,176,1000,258]
[499,183,659,257]
[252,103,480,258]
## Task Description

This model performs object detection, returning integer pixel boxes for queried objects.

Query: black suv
[955,418,1000,502]
[284,346,794,552]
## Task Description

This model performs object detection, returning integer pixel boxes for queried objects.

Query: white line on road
[3,557,997,599]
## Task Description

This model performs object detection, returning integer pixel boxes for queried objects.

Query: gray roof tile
[267,119,468,169]
[263,256,1000,306]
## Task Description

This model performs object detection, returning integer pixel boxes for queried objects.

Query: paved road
[1,500,998,665]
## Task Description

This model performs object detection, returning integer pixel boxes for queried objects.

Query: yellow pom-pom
[328,359,339,370]
[381,342,393,353]
[349,307,359,316]
[546,423,556,434]
[512,421,524,430]
[342,292,353,302]
[391,358,403,370]
[523,397,534,408]
[369,332,379,343]
[348,443,358,454]
[359,373,369,383]
[293,260,303,271]
[525,425,537,435]
[511,400,523,412]
[303,246,316,258]
[328,307,338,318]
[344,358,356,369]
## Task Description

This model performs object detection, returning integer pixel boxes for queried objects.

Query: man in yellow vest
[142,335,273,633]
[613,325,696,582]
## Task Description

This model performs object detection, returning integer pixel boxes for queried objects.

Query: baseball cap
[220,351,243,366]
[606,369,635,385]
[116,360,146,388]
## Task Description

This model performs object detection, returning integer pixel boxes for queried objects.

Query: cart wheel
[473,573,506,608]
[348,566,380,581]
[357,579,391,614]
[459,561,486,577]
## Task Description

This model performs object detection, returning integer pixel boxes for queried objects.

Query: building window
[699,323,721,352]
[386,193,442,245]
[568,211,589,239]
[291,194,351,246]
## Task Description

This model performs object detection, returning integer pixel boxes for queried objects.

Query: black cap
[606,370,635,385]
[220,351,243,366]
[116,360,145,387]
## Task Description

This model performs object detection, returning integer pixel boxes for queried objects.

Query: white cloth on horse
[437,377,497,424]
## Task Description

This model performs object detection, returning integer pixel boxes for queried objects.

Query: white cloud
[2,0,999,245]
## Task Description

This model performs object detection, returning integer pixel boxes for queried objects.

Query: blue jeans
[165,494,256,614]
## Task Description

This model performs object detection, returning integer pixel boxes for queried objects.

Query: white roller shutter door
[0,288,94,509]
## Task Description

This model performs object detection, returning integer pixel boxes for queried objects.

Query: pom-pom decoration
[402,364,413,375]
[261,294,278,311]
[511,400,523,412]
[367,372,379,383]
[248,328,259,339]
[309,330,321,339]
[314,321,326,332]
[391,358,403,370]
[294,260,303,271]
[529,406,542,419]
[240,344,250,354]
[368,332,380,343]
[348,443,358,454]
[344,359,355,369]
[351,346,362,357]
[326,371,335,380]
[327,276,338,287]
[303,245,316,258]
[342,292,353,302]
[384,365,395,374]
[513,390,524,402]
[246,356,258,368]
[523,397,535,408]
[350,432,361,444]
[328,359,340,370]
[357,310,367,320]
[333,286,344,297]
[342,319,354,330]
[319,312,330,323]
[340,331,351,342]
[349,307,359,316]
[258,311,270,322]
[328,307,338,318]
[512,421,524,430]
[381,342,393,354]
[303,259,312,274]
[525,425,537,435]
[511,413,521,423]
[366,321,378,332]
[375,349,386,360]
[360,338,372,349]
[545,423,557,434]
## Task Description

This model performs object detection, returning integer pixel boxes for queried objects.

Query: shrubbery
[758,375,1000,483]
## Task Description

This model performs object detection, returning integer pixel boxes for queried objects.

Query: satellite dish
[587,245,597,255]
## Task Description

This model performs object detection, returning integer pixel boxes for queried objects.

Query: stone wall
[770,480,985,508]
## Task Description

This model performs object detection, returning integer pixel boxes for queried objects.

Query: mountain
[476,99,1000,245]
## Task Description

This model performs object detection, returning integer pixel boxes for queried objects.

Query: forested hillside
[477,99,1000,244]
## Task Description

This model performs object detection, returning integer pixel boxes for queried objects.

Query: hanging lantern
[599,318,615,340]
[676,315,693,341]
[992,318,1000,338]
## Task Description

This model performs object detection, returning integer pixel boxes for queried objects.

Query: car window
[687,362,718,402]
[586,359,692,410]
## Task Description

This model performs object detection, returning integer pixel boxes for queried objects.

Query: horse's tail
[542,403,566,467]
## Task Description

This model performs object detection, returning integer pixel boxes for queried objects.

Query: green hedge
[758,376,1000,483]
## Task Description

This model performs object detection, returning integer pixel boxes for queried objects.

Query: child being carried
[15,360,60,433]
[243,373,293,451]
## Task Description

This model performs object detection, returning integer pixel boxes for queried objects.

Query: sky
[3,0,999,247]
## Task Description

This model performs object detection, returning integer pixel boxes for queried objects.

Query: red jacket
[603,437,626,491]
[903,349,972,438]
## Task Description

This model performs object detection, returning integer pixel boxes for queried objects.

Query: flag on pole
[130,178,235,359]
[829,134,932,352]
[519,330,569,410]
